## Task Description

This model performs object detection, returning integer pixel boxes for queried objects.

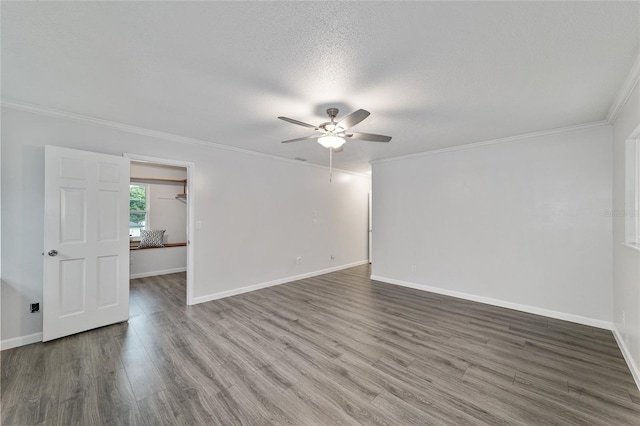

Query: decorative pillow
[138,229,165,248]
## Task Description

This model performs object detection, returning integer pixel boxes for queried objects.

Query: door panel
[43,145,130,341]
[59,259,86,316]
[98,190,120,241]
[60,188,87,243]
[97,255,119,308]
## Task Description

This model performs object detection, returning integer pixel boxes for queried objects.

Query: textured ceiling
[2,2,639,172]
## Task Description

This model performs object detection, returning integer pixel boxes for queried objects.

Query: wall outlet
[296,256,302,264]
[30,303,40,313]
[622,310,626,326]
[411,265,417,273]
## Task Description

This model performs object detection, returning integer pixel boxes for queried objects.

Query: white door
[43,146,130,341]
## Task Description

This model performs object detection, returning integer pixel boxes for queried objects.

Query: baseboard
[612,325,640,391]
[130,267,186,279]
[192,260,369,305]
[370,275,612,330]
[1,332,43,351]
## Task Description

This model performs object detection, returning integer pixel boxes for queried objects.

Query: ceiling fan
[278,108,392,153]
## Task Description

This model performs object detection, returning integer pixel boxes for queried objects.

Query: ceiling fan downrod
[326,108,339,122]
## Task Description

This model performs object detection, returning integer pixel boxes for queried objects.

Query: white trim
[124,153,196,304]
[1,99,368,178]
[623,243,640,253]
[370,121,609,165]
[370,275,612,330]
[612,324,640,391]
[130,267,187,280]
[192,260,369,305]
[607,52,640,124]
[1,332,42,351]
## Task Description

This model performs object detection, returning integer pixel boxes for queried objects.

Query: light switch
[195,221,202,230]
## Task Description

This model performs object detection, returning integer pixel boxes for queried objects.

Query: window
[625,137,640,245]
[129,184,149,238]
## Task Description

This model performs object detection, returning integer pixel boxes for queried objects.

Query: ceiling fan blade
[337,109,370,130]
[278,116,318,129]
[333,145,344,152]
[346,132,392,142]
[281,135,319,143]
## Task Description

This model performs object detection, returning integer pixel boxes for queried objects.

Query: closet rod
[130,177,187,183]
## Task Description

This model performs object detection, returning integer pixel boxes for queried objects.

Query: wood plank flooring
[2,265,640,425]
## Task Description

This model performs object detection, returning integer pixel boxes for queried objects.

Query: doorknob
[48,250,58,257]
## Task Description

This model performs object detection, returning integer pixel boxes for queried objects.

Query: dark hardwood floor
[2,265,640,425]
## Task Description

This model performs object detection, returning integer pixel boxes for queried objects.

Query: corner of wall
[612,324,640,391]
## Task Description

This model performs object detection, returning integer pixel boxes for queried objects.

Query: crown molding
[370,120,609,165]
[607,51,640,124]
[0,99,370,179]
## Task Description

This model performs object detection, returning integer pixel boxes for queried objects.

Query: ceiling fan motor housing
[326,108,339,120]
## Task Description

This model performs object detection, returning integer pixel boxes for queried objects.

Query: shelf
[131,176,187,199]
[130,242,187,250]
[131,177,186,184]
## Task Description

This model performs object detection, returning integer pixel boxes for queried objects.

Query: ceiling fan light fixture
[318,135,346,149]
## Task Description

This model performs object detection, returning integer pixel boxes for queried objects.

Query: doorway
[124,153,195,305]
[368,191,372,263]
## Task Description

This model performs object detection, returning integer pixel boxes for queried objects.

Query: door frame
[124,153,196,305]
[368,191,373,263]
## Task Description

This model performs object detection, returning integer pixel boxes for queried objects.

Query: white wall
[1,107,370,345]
[129,162,188,278]
[612,79,640,385]
[130,246,187,279]
[372,125,613,326]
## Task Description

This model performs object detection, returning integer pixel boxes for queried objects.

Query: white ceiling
[3,2,639,173]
